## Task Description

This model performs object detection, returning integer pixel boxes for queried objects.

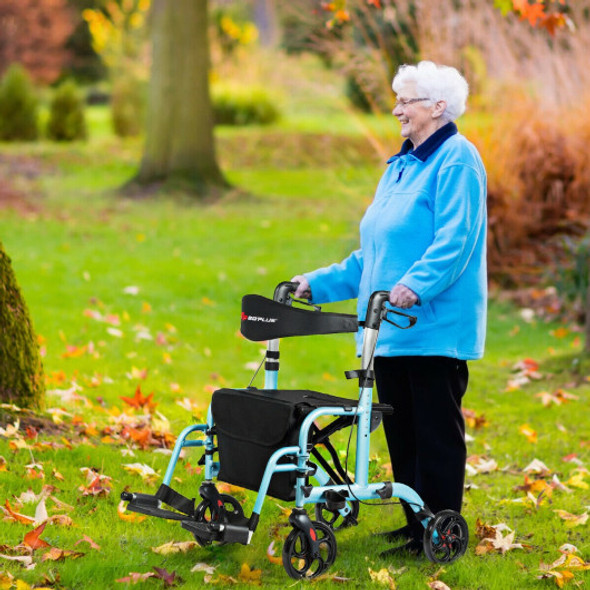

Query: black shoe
[379,538,423,558]
[377,524,412,541]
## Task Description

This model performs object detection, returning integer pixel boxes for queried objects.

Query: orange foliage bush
[472,93,590,284]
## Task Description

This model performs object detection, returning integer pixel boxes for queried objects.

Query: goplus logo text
[241,312,278,323]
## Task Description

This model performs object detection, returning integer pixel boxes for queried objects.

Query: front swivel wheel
[192,494,244,547]
[423,509,468,563]
[282,520,337,579]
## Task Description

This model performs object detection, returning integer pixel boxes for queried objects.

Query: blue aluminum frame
[156,288,432,539]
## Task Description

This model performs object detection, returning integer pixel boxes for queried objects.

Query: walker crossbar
[120,282,470,579]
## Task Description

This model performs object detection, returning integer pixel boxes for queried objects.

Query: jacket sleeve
[399,163,486,304]
[304,249,363,304]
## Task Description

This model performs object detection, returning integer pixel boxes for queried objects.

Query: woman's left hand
[389,284,418,309]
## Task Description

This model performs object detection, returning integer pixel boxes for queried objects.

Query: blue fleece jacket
[305,122,487,360]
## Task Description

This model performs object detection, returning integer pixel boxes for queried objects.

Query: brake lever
[288,296,322,312]
[382,307,417,329]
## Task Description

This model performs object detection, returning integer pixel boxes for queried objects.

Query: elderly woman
[292,61,487,556]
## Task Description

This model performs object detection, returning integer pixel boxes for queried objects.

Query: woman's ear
[432,100,447,119]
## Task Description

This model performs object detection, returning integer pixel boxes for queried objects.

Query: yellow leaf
[151,540,198,555]
[0,572,14,590]
[566,471,589,490]
[238,563,262,585]
[554,510,589,528]
[519,424,537,444]
[122,462,159,483]
[368,568,397,589]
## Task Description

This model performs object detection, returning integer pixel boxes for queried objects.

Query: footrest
[121,488,195,522]
[181,520,251,545]
[121,492,188,522]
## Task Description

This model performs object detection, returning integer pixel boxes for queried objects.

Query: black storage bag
[211,388,358,501]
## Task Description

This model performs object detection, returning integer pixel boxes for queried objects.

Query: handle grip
[273,281,299,304]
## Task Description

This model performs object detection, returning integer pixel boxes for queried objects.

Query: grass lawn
[1,96,589,589]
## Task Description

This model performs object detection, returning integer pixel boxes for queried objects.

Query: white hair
[392,61,469,121]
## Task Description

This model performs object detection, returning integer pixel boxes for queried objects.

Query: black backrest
[241,295,358,341]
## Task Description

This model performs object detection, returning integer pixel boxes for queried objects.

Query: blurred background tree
[135,0,227,193]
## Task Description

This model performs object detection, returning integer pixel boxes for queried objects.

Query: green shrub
[47,80,87,141]
[212,83,280,126]
[111,76,145,137]
[546,234,590,321]
[0,64,39,141]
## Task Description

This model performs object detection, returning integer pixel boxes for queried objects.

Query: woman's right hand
[291,275,311,299]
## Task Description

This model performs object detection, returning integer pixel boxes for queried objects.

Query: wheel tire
[423,509,469,563]
[282,521,337,579]
[314,500,360,530]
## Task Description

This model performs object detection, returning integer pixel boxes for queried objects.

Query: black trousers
[374,356,468,536]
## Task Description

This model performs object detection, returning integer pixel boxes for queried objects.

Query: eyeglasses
[394,97,431,108]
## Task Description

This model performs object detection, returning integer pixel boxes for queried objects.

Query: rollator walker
[121,282,469,579]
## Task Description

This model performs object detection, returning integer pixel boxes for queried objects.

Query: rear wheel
[423,510,468,563]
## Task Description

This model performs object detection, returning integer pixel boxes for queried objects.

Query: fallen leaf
[238,563,262,585]
[368,568,397,589]
[519,424,537,444]
[428,582,452,590]
[41,547,84,562]
[48,515,75,527]
[462,408,488,429]
[34,498,48,525]
[484,529,523,555]
[151,541,198,555]
[266,541,282,565]
[74,535,101,551]
[554,510,589,528]
[566,469,589,490]
[3,500,35,525]
[190,563,216,575]
[122,462,159,483]
[152,567,181,587]
[115,572,155,584]
[523,459,552,476]
[120,385,157,412]
[0,554,34,568]
[23,522,51,550]
[117,501,146,523]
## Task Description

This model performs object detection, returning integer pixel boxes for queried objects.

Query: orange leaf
[23,522,52,550]
[3,500,35,525]
[120,385,157,412]
[117,500,146,523]
[74,535,101,551]
[266,541,283,565]
[519,1,546,26]
[41,547,84,561]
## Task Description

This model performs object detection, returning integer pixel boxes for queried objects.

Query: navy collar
[387,121,458,163]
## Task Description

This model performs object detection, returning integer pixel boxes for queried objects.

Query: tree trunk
[0,241,45,410]
[254,0,279,47]
[136,0,227,194]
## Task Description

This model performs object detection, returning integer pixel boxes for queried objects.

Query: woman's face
[393,82,438,148]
